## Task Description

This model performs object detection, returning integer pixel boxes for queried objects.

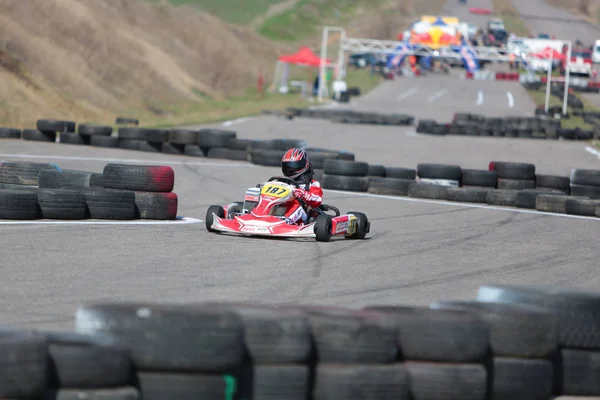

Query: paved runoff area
[1,0,599,331]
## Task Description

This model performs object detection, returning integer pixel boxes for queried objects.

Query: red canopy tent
[531,47,565,60]
[278,46,333,66]
[271,47,335,95]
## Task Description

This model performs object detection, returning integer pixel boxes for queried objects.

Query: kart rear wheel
[347,211,369,239]
[314,214,333,242]
[205,205,224,232]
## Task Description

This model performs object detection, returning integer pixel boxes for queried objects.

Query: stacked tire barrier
[320,160,600,218]
[3,283,600,398]
[269,107,415,126]
[416,113,598,140]
[0,161,178,220]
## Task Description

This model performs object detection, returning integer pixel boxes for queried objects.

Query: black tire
[416,163,462,180]
[313,169,323,182]
[82,189,136,220]
[363,306,489,362]
[205,205,224,232]
[497,178,536,190]
[0,128,21,139]
[408,183,448,200]
[368,177,413,196]
[444,187,489,203]
[561,349,600,395]
[322,174,369,192]
[490,161,536,180]
[184,144,205,157]
[203,303,312,364]
[78,123,113,137]
[570,168,600,186]
[169,129,198,145]
[323,159,369,177]
[240,365,309,400]
[90,136,119,148]
[385,167,416,180]
[37,119,75,132]
[405,362,487,400]
[486,189,520,207]
[225,138,254,151]
[119,139,142,151]
[0,161,59,185]
[430,301,557,358]
[305,152,341,169]
[207,148,248,161]
[461,169,498,187]
[59,132,88,145]
[38,169,94,189]
[536,174,570,192]
[516,189,565,209]
[565,198,600,216]
[75,303,244,371]
[89,173,104,188]
[0,330,48,399]
[45,331,133,389]
[118,128,169,142]
[137,372,227,400]
[133,192,178,220]
[102,164,175,193]
[138,142,161,153]
[314,364,409,400]
[314,214,333,242]
[476,284,600,349]
[197,129,237,148]
[249,149,285,166]
[115,116,139,126]
[536,194,581,214]
[36,188,87,220]
[22,129,56,142]
[43,388,140,400]
[492,357,553,400]
[347,211,369,239]
[290,307,397,363]
[160,142,184,155]
[0,189,39,219]
[570,184,600,199]
[368,164,386,177]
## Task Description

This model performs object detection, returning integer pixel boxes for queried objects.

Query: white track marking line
[0,217,202,225]
[427,89,447,103]
[222,117,253,126]
[476,90,483,106]
[324,189,600,221]
[0,154,254,168]
[585,145,600,159]
[397,87,418,100]
[506,91,514,108]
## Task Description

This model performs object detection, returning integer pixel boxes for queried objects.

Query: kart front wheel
[347,211,369,239]
[205,205,224,232]
[314,214,333,242]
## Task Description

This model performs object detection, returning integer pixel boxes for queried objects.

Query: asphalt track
[2,4,600,332]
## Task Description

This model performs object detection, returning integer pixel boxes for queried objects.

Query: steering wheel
[267,176,300,187]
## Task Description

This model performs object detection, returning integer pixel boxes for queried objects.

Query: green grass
[527,89,596,129]
[259,0,387,41]
[491,0,532,37]
[146,0,287,24]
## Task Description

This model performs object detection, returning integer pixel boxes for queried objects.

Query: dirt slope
[0,0,286,127]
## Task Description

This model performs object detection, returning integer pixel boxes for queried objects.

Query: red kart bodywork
[206,178,368,241]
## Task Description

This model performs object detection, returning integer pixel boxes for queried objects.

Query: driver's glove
[294,187,311,201]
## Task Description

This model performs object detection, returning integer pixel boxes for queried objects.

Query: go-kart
[205,176,370,242]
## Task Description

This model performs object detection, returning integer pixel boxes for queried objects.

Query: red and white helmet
[281,148,312,180]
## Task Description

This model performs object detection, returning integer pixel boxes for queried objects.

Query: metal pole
[545,52,553,112]
[338,29,346,80]
[318,27,328,102]
[563,41,572,115]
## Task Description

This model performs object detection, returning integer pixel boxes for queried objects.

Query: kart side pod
[313,212,370,242]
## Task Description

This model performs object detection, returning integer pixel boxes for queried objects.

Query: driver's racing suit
[283,179,323,224]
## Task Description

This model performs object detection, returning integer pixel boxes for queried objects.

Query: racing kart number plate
[241,226,270,234]
[260,183,291,198]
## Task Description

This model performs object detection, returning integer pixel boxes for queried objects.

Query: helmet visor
[282,159,307,177]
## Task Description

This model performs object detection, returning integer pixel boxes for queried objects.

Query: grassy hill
[0,0,445,128]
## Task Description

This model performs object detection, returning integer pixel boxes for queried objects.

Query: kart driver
[280,148,323,225]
